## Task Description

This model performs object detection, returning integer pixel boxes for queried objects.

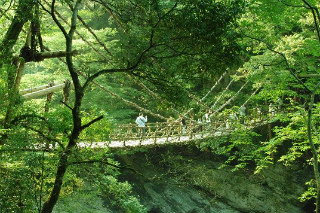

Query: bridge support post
[189,123,194,140]
[154,122,158,144]
[45,82,54,149]
[139,137,142,146]
[166,125,169,142]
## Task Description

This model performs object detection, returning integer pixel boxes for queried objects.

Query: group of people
[134,99,283,137]
[134,110,214,137]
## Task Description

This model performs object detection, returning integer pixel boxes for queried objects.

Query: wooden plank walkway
[78,132,225,149]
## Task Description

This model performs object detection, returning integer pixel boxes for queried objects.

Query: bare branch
[23,50,79,62]
[50,0,68,39]
[82,67,133,89]
[37,0,50,14]
[153,2,177,28]
[280,0,320,41]
[60,101,73,110]
[80,115,104,130]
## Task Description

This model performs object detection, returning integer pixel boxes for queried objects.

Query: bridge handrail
[109,120,227,141]
[107,108,278,146]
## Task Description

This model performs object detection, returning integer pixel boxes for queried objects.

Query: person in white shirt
[135,113,147,137]
[204,110,212,130]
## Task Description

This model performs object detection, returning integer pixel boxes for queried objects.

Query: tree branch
[302,0,320,42]
[80,115,104,130]
[50,0,68,39]
[10,114,47,126]
[91,0,126,33]
[22,125,65,150]
[153,2,177,28]
[0,0,15,18]
[33,50,79,61]
[278,0,307,8]
[73,10,114,57]
[241,32,311,93]
[1,148,54,153]
[68,0,82,40]
[60,101,73,110]
[82,32,156,90]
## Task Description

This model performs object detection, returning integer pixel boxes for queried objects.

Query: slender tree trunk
[41,1,83,212]
[41,89,84,212]
[40,149,69,213]
[307,94,320,213]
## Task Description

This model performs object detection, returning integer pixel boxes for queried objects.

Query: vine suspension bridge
[19,78,271,149]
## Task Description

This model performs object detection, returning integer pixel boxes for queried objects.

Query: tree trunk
[3,59,25,130]
[0,0,34,59]
[41,94,83,213]
[1,0,34,132]
[41,1,83,212]
[40,149,69,213]
[307,94,320,213]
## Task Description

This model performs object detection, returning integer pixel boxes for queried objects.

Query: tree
[203,0,320,211]
[0,0,244,212]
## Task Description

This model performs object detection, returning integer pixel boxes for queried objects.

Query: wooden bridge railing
[108,112,270,146]
[109,120,230,145]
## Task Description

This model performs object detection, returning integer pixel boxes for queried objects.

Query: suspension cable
[240,85,261,108]
[215,80,249,113]
[200,70,227,102]
[210,78,234,110]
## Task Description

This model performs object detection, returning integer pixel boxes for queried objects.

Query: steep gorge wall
[115,144,312,213]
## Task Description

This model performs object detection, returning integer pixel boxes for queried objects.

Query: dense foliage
[0,0,319,212]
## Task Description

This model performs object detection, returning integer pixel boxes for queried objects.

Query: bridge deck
[78,120,266,149]
[78,133,214,149]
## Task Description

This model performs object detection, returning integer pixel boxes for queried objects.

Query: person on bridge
[269,103,276,116]
[136,113,147,137]
[180,117,186,134]
[204,110,212,130]
[238,105,246,124]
